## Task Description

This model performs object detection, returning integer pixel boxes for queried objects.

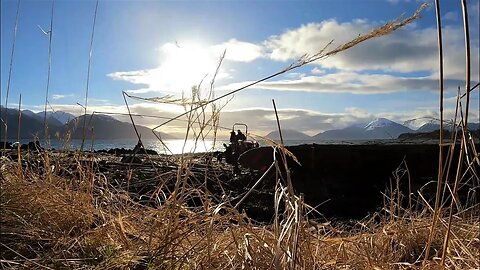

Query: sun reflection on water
[35,139,224,155]
[154,139,220,155]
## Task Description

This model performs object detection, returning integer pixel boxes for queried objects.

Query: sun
[153,42,222,95]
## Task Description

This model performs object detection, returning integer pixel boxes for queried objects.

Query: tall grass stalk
[80,0,99,152]
[272,99,294,197]
[15,94,22,178]
[460,0,471,127]
[440,87,461,206]
[2,0,21,151]
[42,0,54,142]
[423,0,445,263]
[441,0,472,265]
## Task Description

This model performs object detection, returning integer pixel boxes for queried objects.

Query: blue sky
[1,0,479,136]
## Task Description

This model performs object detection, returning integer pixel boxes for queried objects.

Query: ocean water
[23,139,224,155]
[13,138,412,155]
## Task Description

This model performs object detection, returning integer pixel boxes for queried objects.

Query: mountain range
[265,118,480,141]
[0,107,174,140]
[415,121,479,133]
[21,110,76,125]
[65,114,175,140]
[1,107,478,142]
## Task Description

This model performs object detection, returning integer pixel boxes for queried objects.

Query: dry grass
[1,154,479,269]
[1,86,479,270]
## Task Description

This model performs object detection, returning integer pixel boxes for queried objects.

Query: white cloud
[88,98,113,105]
[264,19,479,81]
[214,15,478,95]
[108,69,152,86]
[218,71,465,94]
[311,67,326,75]
[52,94,74,100]
[264,20,368,62]
[284,72,306,79]
[345,107,372,118]
[211,39,265,62]
[443,11,458,22]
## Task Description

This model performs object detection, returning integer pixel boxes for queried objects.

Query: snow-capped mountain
[18,110,75,125]
[364,118,396,131]
[38,111,76,125]
[314,118,413,140]
[364,118,413,139]
[19,109,63,127]
[416,121,478,133]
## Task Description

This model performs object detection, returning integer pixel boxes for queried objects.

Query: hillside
[265,129,313,141]
[41,111,76,124]
[0,108,176,141]
[65,114,176,140]
[416,121,479,133]
[314,126,368,140]
[0,107,59,139]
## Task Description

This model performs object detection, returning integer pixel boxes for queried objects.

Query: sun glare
[154,42,223,95]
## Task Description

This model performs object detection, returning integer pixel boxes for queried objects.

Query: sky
[1,0,479,138]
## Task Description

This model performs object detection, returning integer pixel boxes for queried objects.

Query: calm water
[13,138,418,155]
[25,139,223,155]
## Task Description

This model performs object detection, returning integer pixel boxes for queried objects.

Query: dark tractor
[222,123,259,165]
